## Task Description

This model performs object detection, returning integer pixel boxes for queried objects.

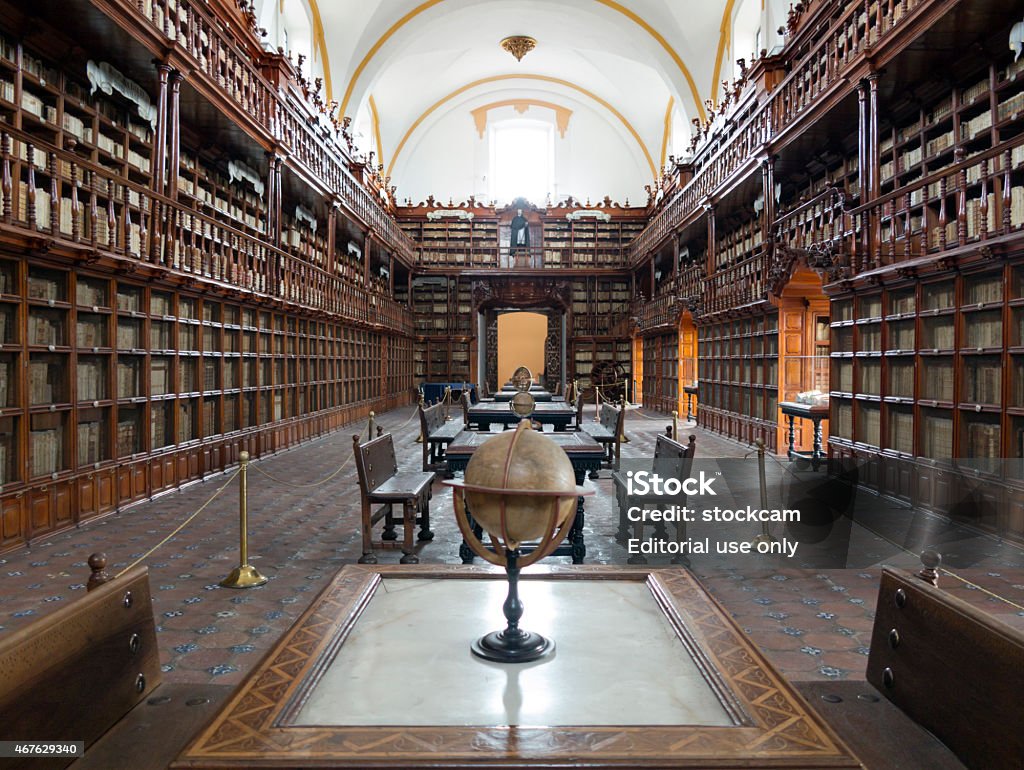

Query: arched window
[488,119,554,206]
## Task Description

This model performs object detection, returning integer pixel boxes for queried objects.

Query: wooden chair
[353,433,434,564]
[612,434,696,564]
[580,402,625,472]
[418,400,464,473]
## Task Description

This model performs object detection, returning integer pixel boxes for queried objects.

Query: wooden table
[683,383,699,422]
[173,564,864,769]
[445,430,604,564]
[467,401,576,431]
[780,401,829,469]
[492,390,557,402]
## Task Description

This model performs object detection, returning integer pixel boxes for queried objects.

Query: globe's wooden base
[471,629,554,663]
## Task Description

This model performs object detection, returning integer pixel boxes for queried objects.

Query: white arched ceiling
[303,0,741,202]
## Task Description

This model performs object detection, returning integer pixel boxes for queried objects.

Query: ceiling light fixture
[500,36,537,62]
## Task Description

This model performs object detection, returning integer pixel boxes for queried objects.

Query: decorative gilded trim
[385,74,657,181]
[339,0,446,117]
[307,0,332,100]
[659,96,674,169]
[368,94,384,168]
[712,0,739,104]
[499,35,537,62]
[339,0,704,121]
[470,99,572,138]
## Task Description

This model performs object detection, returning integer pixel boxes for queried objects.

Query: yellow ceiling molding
[593,0,704,121]
[307,0,333,100]
[385,74,657,181]
[712,0,739,104]
[340,0,705,122]
[470,100,573,139]
[369,95,384,169]
[659,96,674,169]
[339,0,445,117]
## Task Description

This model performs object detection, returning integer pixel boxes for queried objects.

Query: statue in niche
[511,208,530,250]
[510,208,531,267]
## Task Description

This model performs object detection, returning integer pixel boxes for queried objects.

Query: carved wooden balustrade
[632,0,930,266]
[703,251,770,315]
[413,245,632,270]
[118,0,416,263]
[843,133,1024,272]
[0,127,413,335]
[637,263,702,331]
[773,186,854,254]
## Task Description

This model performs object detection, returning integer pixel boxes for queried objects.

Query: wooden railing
[773,186,853,252]
[413,245,632,270]
[703,251,770,314]
[847,134,1024,271]
[115,0,416,263]
[632,0,930,265]
[0,127,414,336]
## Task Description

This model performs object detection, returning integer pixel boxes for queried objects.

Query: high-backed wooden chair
[580,402,625,472]
[612,434,696,564]
[353,433,434,564]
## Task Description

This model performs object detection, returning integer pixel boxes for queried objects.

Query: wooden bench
[580,402,625,472]
[0,560,230,770]
[353,432,434,564]
[418,400,464,473]
[792,557,1023,770]
[612,433,696,564]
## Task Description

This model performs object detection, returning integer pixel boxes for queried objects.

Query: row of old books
[77,360,106,401]
[117,359,140,398]
[964,313,1002,348]
[965,422,1001,458]
[116,414,139,456]
[30,427,62,476]
[963,361,1001,404]
[28,360,59,403]
[77,420,104,465]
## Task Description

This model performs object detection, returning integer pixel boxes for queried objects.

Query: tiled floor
[1,404,1022,687]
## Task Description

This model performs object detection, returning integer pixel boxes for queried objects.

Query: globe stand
[471,548,553,663]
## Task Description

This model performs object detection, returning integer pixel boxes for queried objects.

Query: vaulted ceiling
[267,0,784,203]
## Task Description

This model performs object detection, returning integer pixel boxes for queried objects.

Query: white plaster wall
[393,99,650,208]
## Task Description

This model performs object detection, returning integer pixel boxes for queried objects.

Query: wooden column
[388,256,395,296]
[327,203,338,267]
[264,152,277,242]
[867,73,881,268]
[867,74,881,202]
[761,156,776,242]
[672,236,680,277]
[167,70,184,200]
[857,81,868,202]
[265,154,283,247]
[151,63,171,197]
[363,231,372,287]
[705,203,717,278]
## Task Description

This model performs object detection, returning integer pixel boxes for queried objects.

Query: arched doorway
[497,312,547,384]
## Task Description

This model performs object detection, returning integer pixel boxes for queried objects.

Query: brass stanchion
[671,411,678,440]
[221,451,268,588]
[619,395,630,443]
[593,384,601,421]
[752,439,777,545]
[415,392,425,443]
[443,385,452,421]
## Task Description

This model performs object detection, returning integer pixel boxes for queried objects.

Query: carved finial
[87,553,111,592]
[917,550,941,587]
